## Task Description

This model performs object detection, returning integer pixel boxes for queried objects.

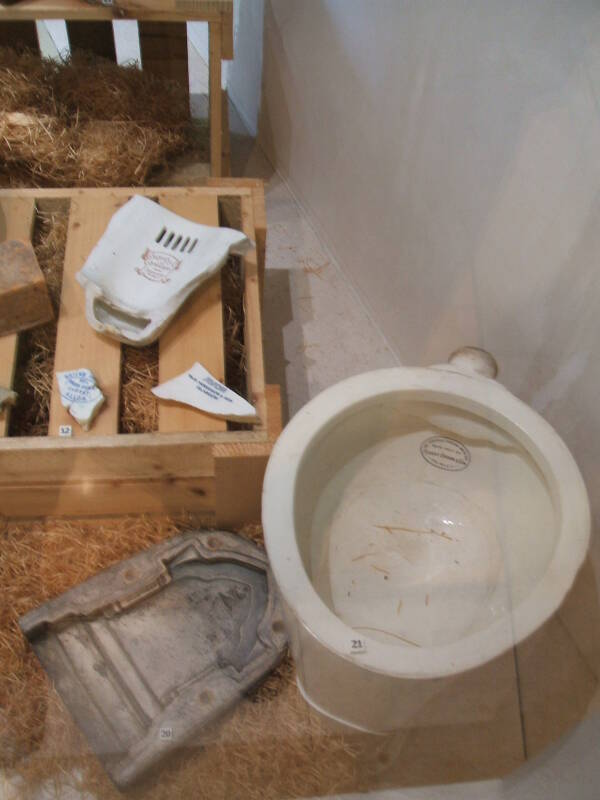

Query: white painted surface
[37,20,68,60]
[227,0,264,135]
[188,21,209,65]
[188,20,228,89]
[112,20,141,67]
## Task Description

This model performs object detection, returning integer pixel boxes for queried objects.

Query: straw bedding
[0,47,206,188]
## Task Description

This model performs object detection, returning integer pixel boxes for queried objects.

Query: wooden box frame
[0,180,280,525]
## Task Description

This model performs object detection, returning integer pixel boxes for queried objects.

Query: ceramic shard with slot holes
[19,530,287,789]
[76,195,251,346]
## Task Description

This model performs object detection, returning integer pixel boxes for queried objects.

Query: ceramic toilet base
[295,674,387,735]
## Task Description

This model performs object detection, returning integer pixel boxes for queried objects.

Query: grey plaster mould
[19,530,287,788]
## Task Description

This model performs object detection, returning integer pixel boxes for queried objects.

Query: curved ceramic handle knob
[448,346,498,379]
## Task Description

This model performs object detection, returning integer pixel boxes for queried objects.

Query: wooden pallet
[0,0,233,176]
[0,181,279,524]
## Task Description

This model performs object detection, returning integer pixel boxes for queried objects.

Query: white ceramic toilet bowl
[262,348,590,733]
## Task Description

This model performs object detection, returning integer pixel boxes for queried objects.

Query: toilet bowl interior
[294,394,558,650]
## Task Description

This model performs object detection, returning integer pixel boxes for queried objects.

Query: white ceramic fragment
[262,347,591,733]
[56,369,105,431]
[76,196,251,346]
[0,386,17,411]
[152,362,257,421]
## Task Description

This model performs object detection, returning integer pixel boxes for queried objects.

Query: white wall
[188,0,263,130]
[258,0,600,532]
[227,0,265,134]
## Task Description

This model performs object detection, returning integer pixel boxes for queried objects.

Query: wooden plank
[0,424,265,519]
[214,385,281,526]
[240,194,267,428]
[265,383,282,439]
[0,429,255,483]
[0,476,215,518]
[66,21,116,60]
[0,198,36,437]
[0,21,38,49]
[48,195,124,436]
[213,440,272,526]
[209,20,223,177]
[0,0,230,22]
[138,21,189,101]
[207,178,266,291]
[0,186,253,200]
[0,429,219,514]
[0,182,275,521]
[157,192,226,433]
[221,6,233,60]
[0,240,53,337]
[221,88,231,177]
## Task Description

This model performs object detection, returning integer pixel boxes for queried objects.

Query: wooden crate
[0,0,233,176]
[0,181,280,525]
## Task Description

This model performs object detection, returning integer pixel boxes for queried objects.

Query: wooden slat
[0,0,230,22]
[66,21,116,60]
[0,425,266,519]
[48,195,124,436]
[214,384,281,526]
[157,192,226,433]
[138,20,189,102]
[0,20,38,49]
[0,429,242,483]
[0,186,253,199]
[0,476,215,518]
[207,178,266,291]
[221,6,233,60]
[0,197,36,437]
[264,383,282,439]
[0,182,274,521]
[221,88,231,177]
[240,194,267,428]
[209,20,223,177]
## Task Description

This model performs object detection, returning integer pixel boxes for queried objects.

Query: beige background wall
[256,0,600,534]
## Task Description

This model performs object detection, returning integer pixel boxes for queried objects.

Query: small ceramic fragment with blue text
[56,369,105,431]
[152,362,257,421]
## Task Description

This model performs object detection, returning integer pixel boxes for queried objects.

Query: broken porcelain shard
[19,530,287,789]
[152,361,257,421]
[76,195,251,346]
[0,386,17,411]
[56,368,105,430]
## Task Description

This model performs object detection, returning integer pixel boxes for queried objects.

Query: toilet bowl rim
[262,366,591,679]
